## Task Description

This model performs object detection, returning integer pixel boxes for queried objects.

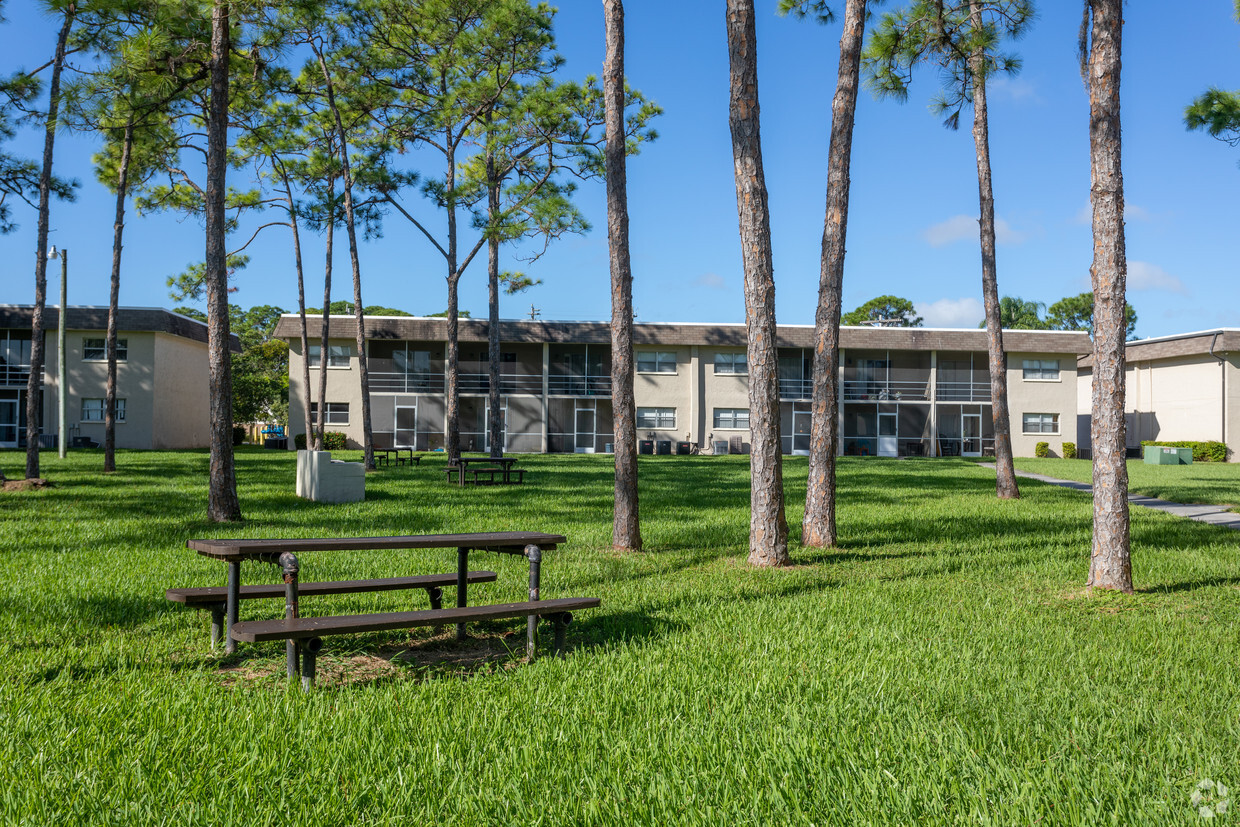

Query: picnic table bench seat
[231,596,601,687]
[167,570,499,647]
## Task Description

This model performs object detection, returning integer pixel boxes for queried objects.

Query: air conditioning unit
[714,440,729,455]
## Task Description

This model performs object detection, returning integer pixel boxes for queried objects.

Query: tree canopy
[1046,291,1137,339]
[841,295,923,327]
[978,296,1047,330]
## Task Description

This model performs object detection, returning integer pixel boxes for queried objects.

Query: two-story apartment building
[0,306,227,450]
[274,315,1089,458]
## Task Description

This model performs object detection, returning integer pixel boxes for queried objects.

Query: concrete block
[296,449,365,503]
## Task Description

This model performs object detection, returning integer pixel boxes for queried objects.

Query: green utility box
[1143,445,1193,465]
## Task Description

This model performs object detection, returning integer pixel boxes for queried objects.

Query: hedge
[293,431,348,451]
[1140,440,1228,463]
[1062,441,1077,459]
[1035,441,1050,458]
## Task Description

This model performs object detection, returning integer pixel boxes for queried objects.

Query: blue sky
[2,1,1239,339]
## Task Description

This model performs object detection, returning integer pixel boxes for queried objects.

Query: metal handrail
[934,381,991,402]
[841,380,931,402]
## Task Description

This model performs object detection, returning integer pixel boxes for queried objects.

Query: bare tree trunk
[315,186,334,452]
[279,165,314,448]
[726,0,789,567]
[445,118,461,464]
[487,147,503,458]
[317,53,374,470]
[803,0,866,548]
[25,9,73,480]
[204,0,240,522]
[604,0,642,551]
[104,121,134,474]
[970,2,1019,500]
[1085,0,1132,592]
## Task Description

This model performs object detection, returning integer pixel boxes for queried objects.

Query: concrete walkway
[980,464,1240,531]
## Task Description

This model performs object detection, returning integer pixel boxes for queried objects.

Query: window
[636,351,677,373]
[713,408,750,429]
[308,344,350,368]
[714,352,747,375]
[310,402,350,425]
[1022,359,1060,381]
[83,338,127,361]
[636,407,675,429]
[1022,413,1059,434]
[81,398,125,422]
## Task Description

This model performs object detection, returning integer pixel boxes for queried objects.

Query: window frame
[713,408,751,430]
[713,352,748,375]
[635,406,675,429]
[1021,412,1059,434]
[1021,358,1060,382]
[308,343,351,368]
[636,350,677,374]
[310,402,350,426]
[81,397,126,423]
[82,337,128,362]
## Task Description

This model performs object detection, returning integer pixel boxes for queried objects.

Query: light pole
[48,246,67,458]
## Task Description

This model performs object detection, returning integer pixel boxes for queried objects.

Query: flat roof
[1078,328,1240,368]
[0,305,239,350]
[272,314,1091,354]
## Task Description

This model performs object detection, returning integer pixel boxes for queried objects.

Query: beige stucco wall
[633,346,694,444]
[288,337,363,447]
[152,332,212,448]
[701,346,752,448]
[45,330,156,449]
[1007,352,1078,457]
[1129,355,1224,444]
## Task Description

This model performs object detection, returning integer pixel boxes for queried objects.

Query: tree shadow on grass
[1136,576,1240,595]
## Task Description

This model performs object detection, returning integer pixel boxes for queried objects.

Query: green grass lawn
[1014,457,1240,508]
[1,448,1238,825]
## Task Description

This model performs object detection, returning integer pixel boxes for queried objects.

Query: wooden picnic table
[375,447,420,467]
[187,531,565,656]
[446,456,520,486]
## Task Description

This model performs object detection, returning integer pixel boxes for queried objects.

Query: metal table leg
[225,561,241,654]
[456,546,468,640]
[525,544,541,660]
[278,552,300,679]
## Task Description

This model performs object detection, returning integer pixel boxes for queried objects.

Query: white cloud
[922,215,1032,247]
[922,215,976,247]
[1127,261,1187,294]
[916,297,984,328]
[694,272,725,289]
[988,77,1039,104]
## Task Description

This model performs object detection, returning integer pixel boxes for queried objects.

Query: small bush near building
[293,432,348,451]
[1035,441,1050,458]
[1140,440,1228,463]
[1062,441,1077,459]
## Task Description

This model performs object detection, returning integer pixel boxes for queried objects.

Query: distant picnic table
[444,456,524,486]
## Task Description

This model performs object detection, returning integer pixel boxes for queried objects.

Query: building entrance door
[484,402,508,453]
[0,393,17,447]
[792,409,811,455]
[962,412,982,456]
[575,406,595,453]
[878,411,898,457]
[395,405,417,448]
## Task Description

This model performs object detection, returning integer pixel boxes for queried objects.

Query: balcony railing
[0,364,36,388]
[368,371,610,397]
[779,378,813,399]
[548,375,611,396]
[842,380,931,402]
[935,381,991,403]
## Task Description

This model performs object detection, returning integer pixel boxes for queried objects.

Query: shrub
[1035,441,1050,458]
[232,426,246,446]
[1140,440,1228,463]
[294,432,348,451]
[1062,441,1077,459]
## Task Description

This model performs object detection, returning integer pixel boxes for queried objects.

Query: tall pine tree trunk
[486,141,503,459]
[1085,0,1131,592]
[205,0,240,521]
[104,121,134,474]
[970,2,1019,500]
[604,0,642,551]
[279,165,314,448]
[803,0,866,548]
[726,0,789,567]
[315,201,333,453]
[25,9,72,480]
[445,119,461,464]
[318,53,373,469]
